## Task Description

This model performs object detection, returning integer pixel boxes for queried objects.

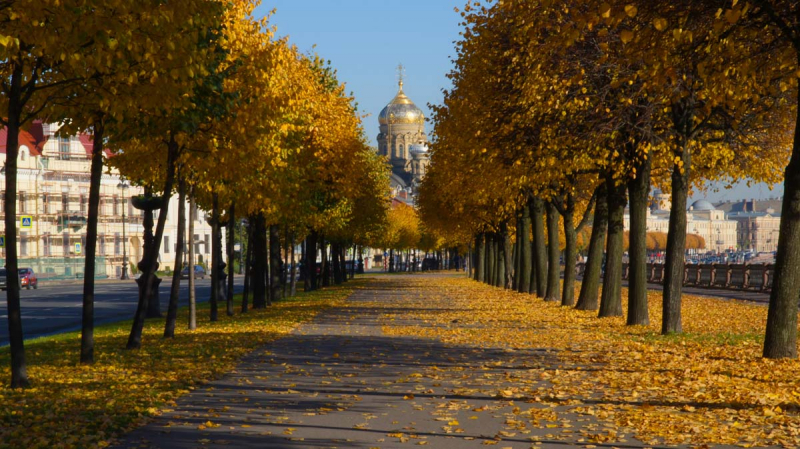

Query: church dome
[409,142,429,156]
[689,199,715,211]
[378,81,424,126]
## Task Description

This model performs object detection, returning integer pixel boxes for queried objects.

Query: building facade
[721,200,782,253]
[0,122,216,280]
[624,199,738,252]
[376,77,430,196]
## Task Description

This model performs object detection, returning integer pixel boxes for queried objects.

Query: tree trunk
[765,81,800,358]
[486,234,495,286]
[475,233,485,282]
[252,214,268,308]
[269,224,281,302]
[576,182,608,311]
[544,202,561,302]
[503,222,513,289]
[127,138,177,349]
[561,194,577,307]
[301,238,310,292]
[3,60,29,387]
[517,203,531,293]
[164,175,186,338]
[320,236,329,286]
[242,220,253,312]
[531,198,547,297]
[188,191,197,329]
[599,175,626,318]
[290,234,297,296]
[662,144,691,334]
[627,155,651,326]
[389,248,395,273]
[340,245,348,283]
[306,231,318,291]
[80,119,105,364]
[209,193,220,322]
[227,204,235,316]
[332,242,342,285]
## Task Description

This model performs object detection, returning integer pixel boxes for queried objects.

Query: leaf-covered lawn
[0,281,358,449]
[378,275,800,448]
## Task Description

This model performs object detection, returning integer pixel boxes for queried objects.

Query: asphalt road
[0,275,244,346]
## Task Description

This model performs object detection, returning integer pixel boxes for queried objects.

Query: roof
[715,198,783,214]
[728,211,781,219]
[0,121,48,156]
[0,122,111,158]
[379,81,424,126]
[689,199,715,211]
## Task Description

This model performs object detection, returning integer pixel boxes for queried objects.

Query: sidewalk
[112,274,756,449]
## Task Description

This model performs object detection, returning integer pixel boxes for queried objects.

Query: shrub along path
[113,273,792,448]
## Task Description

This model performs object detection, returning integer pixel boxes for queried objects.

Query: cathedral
[377,73,430,197]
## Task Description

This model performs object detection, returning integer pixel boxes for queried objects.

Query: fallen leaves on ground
[0,282,357,449]
[375,275,800,448]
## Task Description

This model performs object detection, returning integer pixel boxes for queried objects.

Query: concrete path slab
[112,274,739,449]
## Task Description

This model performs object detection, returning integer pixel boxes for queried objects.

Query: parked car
[19,268,37,290]
[180,265,206,280]
[0,268,7,291]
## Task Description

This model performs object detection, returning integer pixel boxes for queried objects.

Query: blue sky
[255,0,462,146]
[254,1,783,204]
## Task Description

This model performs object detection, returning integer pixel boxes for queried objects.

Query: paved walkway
[112,274,729,449]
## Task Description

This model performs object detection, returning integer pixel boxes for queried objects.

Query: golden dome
[379,81,425,126]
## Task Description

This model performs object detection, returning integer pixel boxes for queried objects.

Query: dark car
[0,268,6,291]
[181,265,206,280]
[19,268,37,290]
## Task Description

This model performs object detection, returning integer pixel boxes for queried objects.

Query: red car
[19,268,38,290]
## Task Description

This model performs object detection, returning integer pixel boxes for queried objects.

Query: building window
[63,233,69,256]
[99,234,105,256]
[204,234,210,254]
[113,196,119,215]
[194,234,200,254]
[164,235,170,254]
[114,232,121,255]
[18,191,25,213]
[62,194,69,213]
[59,136,71,160]
[43,194,49,214]
[20,232,27,257]
[80,195,86,213]
[43,235,50,256]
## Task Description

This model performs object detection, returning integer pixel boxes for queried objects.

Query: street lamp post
[117,181,129,280]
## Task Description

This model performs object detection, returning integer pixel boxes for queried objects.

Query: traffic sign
[0,236,5,248]
[75,242,82,254]
[20,216,32,228]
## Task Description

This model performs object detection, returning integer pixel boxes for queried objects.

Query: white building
[624,199,738,252]
[0,121,217,280]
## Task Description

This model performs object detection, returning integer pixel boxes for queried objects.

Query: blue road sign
[20,216,32,228]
